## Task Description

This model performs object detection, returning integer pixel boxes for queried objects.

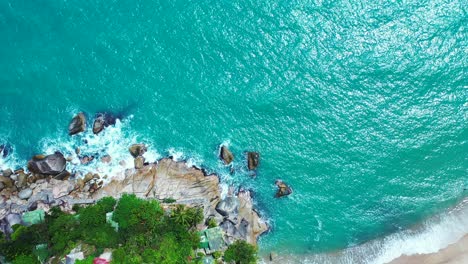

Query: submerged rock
[129,144,147,158]
[275,180,292,198]
[220,146,234,165]
[27,153,67,175]
[93,113,117,135]
[0,144,12,158]
[101,155,112,163]
[68,113,86,135]
[247,152,260,170]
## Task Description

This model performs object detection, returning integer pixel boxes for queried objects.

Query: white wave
[0,144,22,172]
[38,118,161,183]
[261,198,468,264]
[368,198,468,264]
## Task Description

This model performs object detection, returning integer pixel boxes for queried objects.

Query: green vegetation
[162,197,177,203]
[224,240,258,264]
[0,194,205,263]
[208,218,218,228]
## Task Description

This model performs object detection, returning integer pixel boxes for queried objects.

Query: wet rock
[134,156,145,169]
[247,152,260,170]
[27,152,67,175]
[93,114,106,134]
[0,144,12,158]
[275,180,292,198]
[101,155,112,163]
[18,188,33,200]
[129,144,147,158]
[2,169,13,177]
[220,146,234,165]
[0,182,4,190]
[68,113,86,135]
[93,113,117,135]
[80,155,95,165]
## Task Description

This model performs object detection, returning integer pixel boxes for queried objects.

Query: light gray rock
[18,188,33,200]
[53,181,75,199]
[216,196,239,217]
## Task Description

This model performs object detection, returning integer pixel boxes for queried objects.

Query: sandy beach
[388,234,468,264]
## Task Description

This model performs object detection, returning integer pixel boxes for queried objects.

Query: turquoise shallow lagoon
[0,0,466,261]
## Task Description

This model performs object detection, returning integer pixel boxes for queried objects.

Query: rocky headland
[0,114,269,251]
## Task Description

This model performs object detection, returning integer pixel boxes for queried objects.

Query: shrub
[162,197,177,203]
[12,254,39,264]
[208,218,217,228]
[224,240,258,264]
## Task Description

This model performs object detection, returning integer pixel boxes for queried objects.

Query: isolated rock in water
[93,113,117,135]
[129,144,147,158]
[247,152,260,170]
[18,188,33,200]
[27,153,67,175]
[68,113,86,135]
[93,114,105,134]
[275,180,292,198]
[134,156,145,169]
[220,146,234,165]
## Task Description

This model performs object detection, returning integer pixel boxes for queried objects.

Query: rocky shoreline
[0,113,270,253]
[0,155,269,245]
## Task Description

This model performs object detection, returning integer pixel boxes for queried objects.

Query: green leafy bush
[12,254,39,264]
[224,240,258,264]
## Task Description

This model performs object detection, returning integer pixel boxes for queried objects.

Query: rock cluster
[218,189,268,245]
[129,144,147,169]
[93,113,117,135]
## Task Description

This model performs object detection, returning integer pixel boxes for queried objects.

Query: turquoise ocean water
[0,0,467,262]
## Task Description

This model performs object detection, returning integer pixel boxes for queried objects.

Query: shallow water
[0,0,467,260]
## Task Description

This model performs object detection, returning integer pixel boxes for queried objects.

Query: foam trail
[261,198,468,264]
